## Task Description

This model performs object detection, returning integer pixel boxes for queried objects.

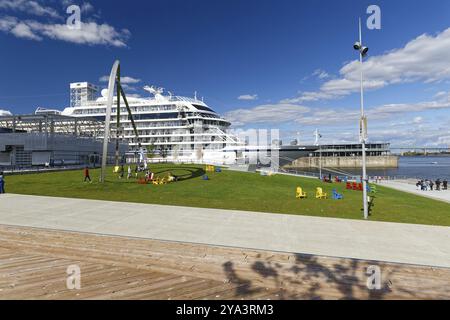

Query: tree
[160,147,168,159]
[146,144,156,158]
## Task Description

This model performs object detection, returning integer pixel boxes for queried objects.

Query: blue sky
[0,0,449,146]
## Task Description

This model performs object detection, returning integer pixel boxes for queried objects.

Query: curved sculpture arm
[100,60,120,183]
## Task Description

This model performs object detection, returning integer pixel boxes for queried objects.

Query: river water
[304,156,450,180]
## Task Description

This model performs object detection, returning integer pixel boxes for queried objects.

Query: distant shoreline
[397,154,450,157]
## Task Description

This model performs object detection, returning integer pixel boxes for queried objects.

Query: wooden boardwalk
[0,224,449,300]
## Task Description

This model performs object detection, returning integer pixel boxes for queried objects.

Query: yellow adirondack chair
[296,187,307,199]
[315,187,327,199]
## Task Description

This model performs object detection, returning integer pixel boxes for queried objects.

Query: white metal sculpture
[100,60,120,183]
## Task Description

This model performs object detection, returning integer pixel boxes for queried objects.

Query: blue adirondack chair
[332,189,343,200]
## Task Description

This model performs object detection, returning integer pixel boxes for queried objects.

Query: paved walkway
[0,194,449,268]
[382,180,450,204]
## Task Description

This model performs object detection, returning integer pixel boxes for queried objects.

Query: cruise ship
[59,82,242,163]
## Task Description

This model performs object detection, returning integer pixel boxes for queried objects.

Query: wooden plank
[0,224,449,300]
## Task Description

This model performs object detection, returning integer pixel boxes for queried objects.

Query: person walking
[436,179,441,191]
[0,171,5,194]
[443,179,448,190]
[83,167,92,183]
[119,165,124,179]
[429,180,434,191]
[127,166,132,179]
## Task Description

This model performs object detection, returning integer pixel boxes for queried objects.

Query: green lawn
[4,163,450,226]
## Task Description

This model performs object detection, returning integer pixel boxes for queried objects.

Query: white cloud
[237,94,258,101]
[11,21,42,40]
[99,75,141,84]
[113,83,139,92]
[370,91,450,116]
[225,103,310,126]
[413,116,423,124]
[0,15,17,31]
[0,0,61,19]
[0,109,12,116]
[434,91,449,100]
[227,90,450,130]
[0,16,131,47]
[81,2,94,14]
[291,28,450,102]
[312,69,330,80]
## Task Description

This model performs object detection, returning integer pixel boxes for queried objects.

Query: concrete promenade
[0,194,449,268]
[382,180,450,204]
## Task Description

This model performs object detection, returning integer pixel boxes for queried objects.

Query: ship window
[193,104,215,113]
[130,112,180,120]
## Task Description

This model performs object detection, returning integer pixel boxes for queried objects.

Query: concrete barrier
[284,155,398,169]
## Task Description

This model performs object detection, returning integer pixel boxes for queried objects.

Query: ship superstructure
[61,82,240,162]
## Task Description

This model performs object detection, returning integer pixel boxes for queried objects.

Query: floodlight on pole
[354,18,369,220]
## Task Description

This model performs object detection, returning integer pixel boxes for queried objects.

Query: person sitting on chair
[167,171,176,182]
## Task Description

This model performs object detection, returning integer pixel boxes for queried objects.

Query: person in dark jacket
[436,179,441,191]
[83,167,91,182]
[0,171,5,193]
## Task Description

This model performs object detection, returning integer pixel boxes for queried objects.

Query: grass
[4,163,450,226]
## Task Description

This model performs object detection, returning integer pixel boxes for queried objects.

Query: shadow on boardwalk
[222,252,427,300]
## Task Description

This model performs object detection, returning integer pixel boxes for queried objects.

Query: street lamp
[354,18,369,220]
[314,129,323,180]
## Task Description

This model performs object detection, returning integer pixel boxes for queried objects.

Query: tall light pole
[354,18,369,220]
[314,129,322,179]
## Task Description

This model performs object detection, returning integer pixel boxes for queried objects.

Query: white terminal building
[70,82,100,108]
[61,82,241,163]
